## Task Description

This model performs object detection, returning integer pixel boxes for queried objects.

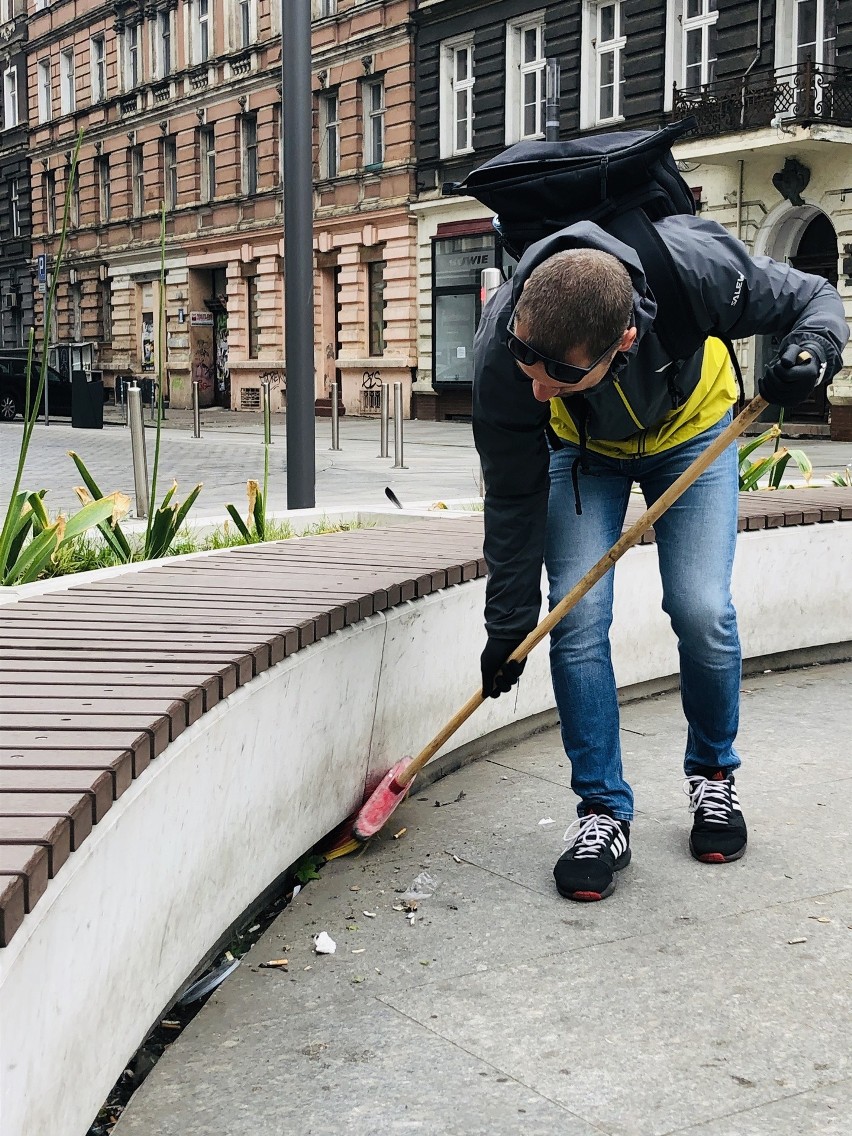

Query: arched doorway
[754,206,839,422]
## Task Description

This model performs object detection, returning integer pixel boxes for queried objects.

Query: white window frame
[312,0,337,17]
[131,145,144,216]
[3,66,17,128]
[664,0,719,109]
[60,48,75,115]
[580,0,627,128]
[156,9,173,78]
[9,177,19,236]
[192,0,211,64]
[505,12,546,145]
[439,35,475,158]
[238,0,253,48]
[241,113,258,194]
[124,21,141,90]
[200,125,216,201]
[0,0,13,24]
[775,0,837,70]
[364,78,384,167]
[37,59,52,123]
[90,36,106,102]
[319,89,339,179]
[98,155,111,221]
[163,135,178,209]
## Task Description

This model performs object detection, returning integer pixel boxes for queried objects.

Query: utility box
[71,369,104,429]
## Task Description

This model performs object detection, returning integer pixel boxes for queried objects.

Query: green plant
[830,467,852,487]
[737,425,813,491]
[225,380,271,542]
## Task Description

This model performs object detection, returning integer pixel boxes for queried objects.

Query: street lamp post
[282,0,316,508]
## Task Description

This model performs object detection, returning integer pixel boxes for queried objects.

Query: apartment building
[0,0,32,349]
[412,0,852,430]
[311,0,417,417]
[27,0,286,410]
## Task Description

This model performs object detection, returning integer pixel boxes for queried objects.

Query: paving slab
[114,662,852,1136]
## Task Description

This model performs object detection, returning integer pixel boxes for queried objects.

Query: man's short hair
[514,249,633,360]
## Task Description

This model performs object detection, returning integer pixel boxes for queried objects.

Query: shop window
[247,274,260,357]
[367,261,385,356]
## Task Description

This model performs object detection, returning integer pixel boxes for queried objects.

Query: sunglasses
[506,305,625,386]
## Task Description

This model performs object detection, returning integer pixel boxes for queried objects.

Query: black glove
[481,635,527,699]
[759,342,826,408]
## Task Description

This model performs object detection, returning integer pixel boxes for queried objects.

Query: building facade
[411,0,852,430]
[0,0,33,350]
[310,0,417,418]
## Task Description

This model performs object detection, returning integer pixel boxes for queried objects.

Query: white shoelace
[562,812,622,859]
[685,775,738,824]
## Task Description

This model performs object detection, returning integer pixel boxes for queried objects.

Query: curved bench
[1,491,851,1136]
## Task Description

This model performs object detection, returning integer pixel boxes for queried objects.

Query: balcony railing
[674,59,852,136]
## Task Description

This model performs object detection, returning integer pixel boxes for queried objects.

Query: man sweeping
[473,212,847,901]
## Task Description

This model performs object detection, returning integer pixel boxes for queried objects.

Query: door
[788,213,837,421]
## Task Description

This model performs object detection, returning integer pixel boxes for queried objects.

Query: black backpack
[443,117,737,375]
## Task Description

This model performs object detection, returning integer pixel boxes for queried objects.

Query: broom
[326,392,772,858]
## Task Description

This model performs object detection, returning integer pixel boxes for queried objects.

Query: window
[506,15,545,143]
[313,0,337,16]
[9,177,19,237]
[367,260,385,356]
[38,60,51,123]
[683,0,718,88]
[44,169,56,233]
[3,66,17,128]
[440,38,474,157]
[795,0,837,66]
[242,114,258,194]
[246,275,260,357]
[0,0,13,23]
[125,22,140,89]
[130,145,144,216]
[364,79,384,167]
[98,156,111,222]
[91,36,106,102]
[157,10,172,76]
[597,3,625,121]
[99,279,112,340]
[69,165,80,227]
[163,136,178,209]
[194,0,210,63]
[200,125,215,201]
[70,284,82,340]
[239,0,252,47]
[319,91,339,178]
[60,49,75,114]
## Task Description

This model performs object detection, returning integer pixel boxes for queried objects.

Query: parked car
[0,352,73,421]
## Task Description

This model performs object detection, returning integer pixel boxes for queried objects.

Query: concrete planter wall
[0,521,850,1136]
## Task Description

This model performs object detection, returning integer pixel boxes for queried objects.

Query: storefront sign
[190,310,214,326]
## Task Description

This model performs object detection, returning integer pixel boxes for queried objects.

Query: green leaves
[737,426,813,492]
[226,479,266,544]
[1,492,121,586]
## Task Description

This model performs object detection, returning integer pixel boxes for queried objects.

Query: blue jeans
[545,412,741,822]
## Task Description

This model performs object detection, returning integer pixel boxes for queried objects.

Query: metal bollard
[192,380,201,439]
[127,382,150,518]
[379,383,390,458]
[262,379,272,446]
[330,381,340,451]
[393,381,406,469]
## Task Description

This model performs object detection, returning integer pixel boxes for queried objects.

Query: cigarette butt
[393,828,407,840]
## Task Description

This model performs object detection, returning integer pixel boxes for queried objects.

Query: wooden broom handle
[396,392,770,787]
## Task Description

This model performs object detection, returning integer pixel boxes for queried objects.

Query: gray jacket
[472,215,848,639]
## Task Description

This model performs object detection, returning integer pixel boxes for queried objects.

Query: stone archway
[754,203,839,422]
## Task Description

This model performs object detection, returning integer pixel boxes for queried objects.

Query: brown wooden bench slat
[0,705,180,749]
[0,732,152,778]
[0,872,25,947]
[0,770,113,823]
[0,748,134,798]
[0,686,205,726]
[0,843,50,921]
[0,648,256,685]
[0,665,231,706]
[0,792,94,849]
[0,814,72,877]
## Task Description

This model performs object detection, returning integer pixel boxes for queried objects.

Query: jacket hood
[510,221,657,355]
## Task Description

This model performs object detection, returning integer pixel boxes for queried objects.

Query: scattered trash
[393,828,407,840]
[363,910,377,918]
[259,959,289,971]
[160,1021,181,1030]
[402,900,419,913]
[292,885,302,897]
[401,871,439,902]
[787,937,807,945]
[538,818,556,827]
[420,960,431,966]
[176,955,240,1006]
[435,791,466,808]
[346,923,358,932]
[444,851,462,863]
[407,913,416,925]
[304,965,312,971]
[809,916,832,923]
[349,885,360,892]
[248,924,260,934]
[392,904,405,912]
[313,932,337,955]
[352,976,365,984]
[352,948,366,954]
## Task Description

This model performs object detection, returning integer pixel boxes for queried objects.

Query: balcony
[674,59,852,137]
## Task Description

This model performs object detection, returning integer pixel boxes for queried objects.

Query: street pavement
[114,660,852,1136]
[2,408,852,524]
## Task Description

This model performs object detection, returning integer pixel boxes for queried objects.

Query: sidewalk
[115,661,852,1136]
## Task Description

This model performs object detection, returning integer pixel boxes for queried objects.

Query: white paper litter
[401,871,439,902]
[313,932,337,954]
[538,817,555,826]
[292,884,302,897]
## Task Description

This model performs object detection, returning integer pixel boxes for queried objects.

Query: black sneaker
[685,770,748,863]
[553,807,631,901]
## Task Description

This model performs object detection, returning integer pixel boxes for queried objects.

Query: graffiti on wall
[259,370,286,389]
[215,312,230,397]
[192,337,213,393]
